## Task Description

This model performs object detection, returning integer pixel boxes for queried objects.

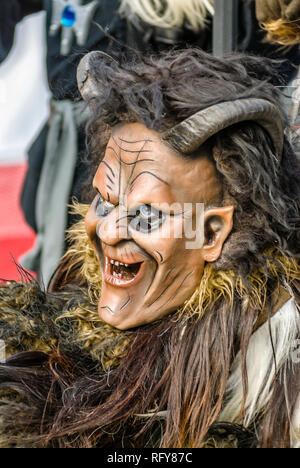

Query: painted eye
[95,194,114,218]
[139,204,152,218]
[131,204,165,233]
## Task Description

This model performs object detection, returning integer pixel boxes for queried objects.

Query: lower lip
[104,257,144,288]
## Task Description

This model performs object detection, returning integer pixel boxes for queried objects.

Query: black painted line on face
[127,139,148,190]
[115,214,130,226]
[122,239,162,297]
[107,145,154,166]
[157,270,194,311]
[106,173,114,186]
[119,137,154,144]
[146,270,181,308]
[129,171,170,190]
[145,262,158,296]
[120,241,154,268]
[120,296,131,311]
[112,135,153,155]
[155,250,163,263]
[100,160,115,177]
[100,305,114,314]
[113,138,153,219]
[164,267,174,282]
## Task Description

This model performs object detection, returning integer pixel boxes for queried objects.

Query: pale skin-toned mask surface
[85,122,234,329]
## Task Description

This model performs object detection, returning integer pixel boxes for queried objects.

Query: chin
[98,294,180,330]
[98,299,140,330]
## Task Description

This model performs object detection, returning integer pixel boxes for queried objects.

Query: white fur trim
[291,387,300,447]
[219,298,300,446]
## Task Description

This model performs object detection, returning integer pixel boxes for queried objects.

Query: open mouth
[104,257,144,287]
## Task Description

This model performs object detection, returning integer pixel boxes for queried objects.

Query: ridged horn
[77,51,117,103]
[162,98,284,160]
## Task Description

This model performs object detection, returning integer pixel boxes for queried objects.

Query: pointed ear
[202,206,234,263]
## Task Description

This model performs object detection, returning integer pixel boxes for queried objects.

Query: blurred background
[0,12,50,279]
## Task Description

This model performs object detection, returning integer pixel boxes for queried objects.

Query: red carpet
[0,164,36,281]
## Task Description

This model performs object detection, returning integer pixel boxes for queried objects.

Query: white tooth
[125,264,128,267]
[110,260,114,264]
[115,261,119,266]
[120,262,124,266]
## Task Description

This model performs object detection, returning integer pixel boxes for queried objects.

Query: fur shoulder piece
[0,278,131,370]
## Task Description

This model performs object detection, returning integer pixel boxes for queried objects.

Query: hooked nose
[94,206,130,246]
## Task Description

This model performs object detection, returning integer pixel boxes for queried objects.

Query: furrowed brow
[129,171,170,191]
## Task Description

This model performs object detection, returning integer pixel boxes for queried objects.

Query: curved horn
[77,51,117,103]
[162,98,284,161]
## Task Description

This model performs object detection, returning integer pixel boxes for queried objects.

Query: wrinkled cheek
[156,218,204,265]
[159,217,205,285]
[130,217,186,261]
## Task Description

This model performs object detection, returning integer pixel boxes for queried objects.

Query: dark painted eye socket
[130,204,165,233]
[95,194,114,218]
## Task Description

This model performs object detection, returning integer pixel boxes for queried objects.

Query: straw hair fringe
[63,201,101,303]
[178,251,298,321]
[0,282,131,372]
[261,19,300,45]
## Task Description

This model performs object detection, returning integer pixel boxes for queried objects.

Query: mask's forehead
[93,122,222,207]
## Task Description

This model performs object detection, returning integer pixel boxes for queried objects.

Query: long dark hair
[0,48,299,448]
[0,290,260,448]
